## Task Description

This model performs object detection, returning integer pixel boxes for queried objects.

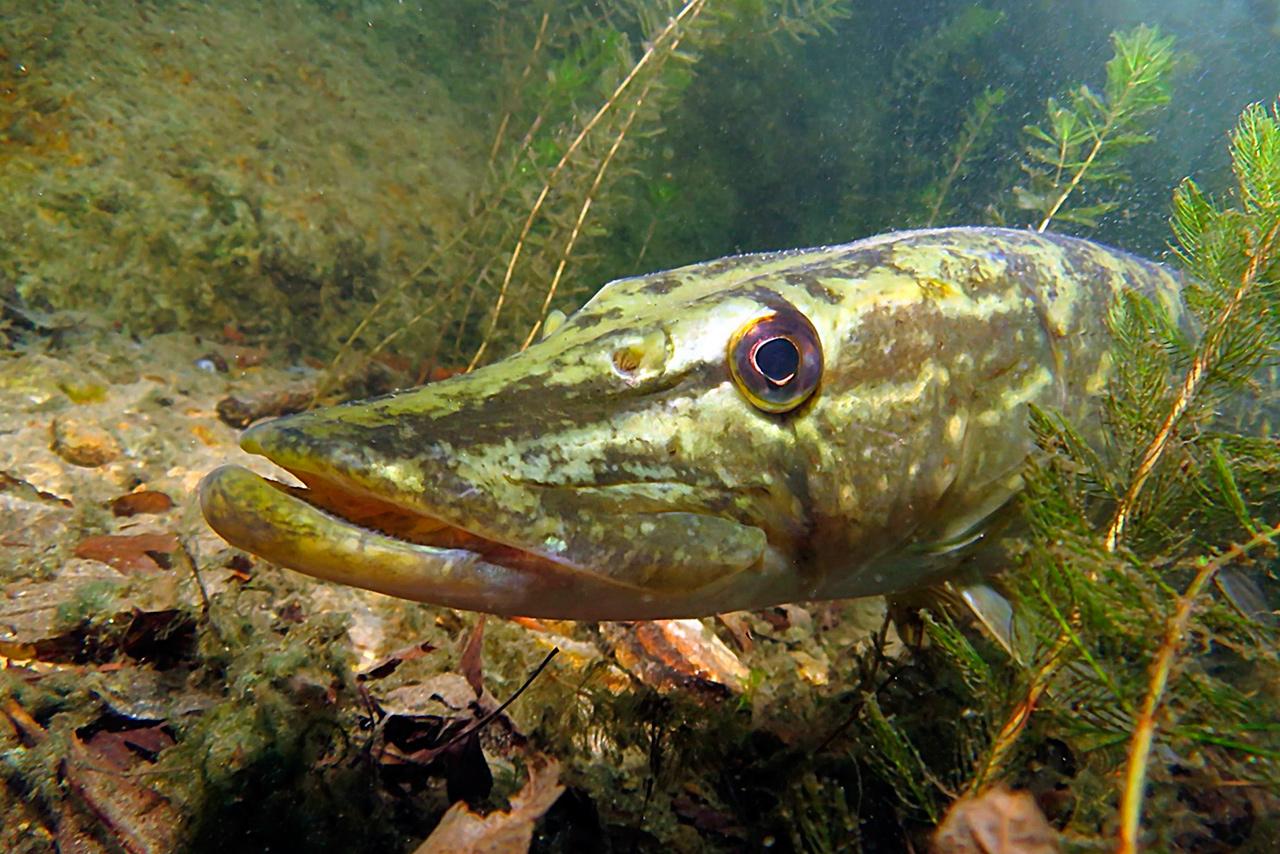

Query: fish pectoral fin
[951,580,1033,665]
[911,486,1023,561]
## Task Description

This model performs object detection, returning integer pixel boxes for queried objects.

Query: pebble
[50,415,121,467]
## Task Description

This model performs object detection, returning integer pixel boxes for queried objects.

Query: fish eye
[728,308,822,413]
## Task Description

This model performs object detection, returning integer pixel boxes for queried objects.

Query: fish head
[200,256,841,619]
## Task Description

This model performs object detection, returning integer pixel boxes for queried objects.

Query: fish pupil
[753,336,799,385]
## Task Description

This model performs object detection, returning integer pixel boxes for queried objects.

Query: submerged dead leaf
[215,384,313,428]
[110,490,175,517]
[374,674,497,804]
[0,561,186,663]
[933,786,1059,854]
[3,698,181,854]
[414,755,564,854]
[358,639,437,682]
[460,615,487,697]
[83,723,176,770]
[74,533,179,574]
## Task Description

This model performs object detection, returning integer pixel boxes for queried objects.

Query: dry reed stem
[1116,520,1280,853]
[468,0,708,371]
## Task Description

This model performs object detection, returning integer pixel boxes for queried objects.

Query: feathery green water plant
[1009,100,1280,849]
[1016,25,1177,232]
[837,98,1280,851]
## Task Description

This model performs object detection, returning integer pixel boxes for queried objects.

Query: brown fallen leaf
[84,724,175,770]
[74,533,179,574]
[414,755,564,854]
[110,490,175,517]
[716,611,755,653]
[358,639,437,682]
[460,615,487,697]
[932,786,1060,854]
[3,699,181,854]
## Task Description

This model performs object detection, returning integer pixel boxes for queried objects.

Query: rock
[50,416,121,467]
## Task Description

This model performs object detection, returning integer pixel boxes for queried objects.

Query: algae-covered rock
[0,0,481,352]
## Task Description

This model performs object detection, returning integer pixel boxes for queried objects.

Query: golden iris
[728,308,823,413]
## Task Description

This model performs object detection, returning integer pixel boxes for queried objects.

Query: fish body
[199,227,1183,620]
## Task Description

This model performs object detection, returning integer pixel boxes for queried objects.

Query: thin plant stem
[1105,218,1280,549]
[927,94,1000,227]
[468,0,708,371]
[1116,521,1280,853]
[489,12,550,169]
[520,69,657,349]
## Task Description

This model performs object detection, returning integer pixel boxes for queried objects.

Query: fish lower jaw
[197,464,728,620]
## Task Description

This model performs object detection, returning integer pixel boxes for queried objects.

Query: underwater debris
[109,489,175,518]
[414,754,564,854]
[74,532,179,575]
[1,696,184,853]
[932,786,1058,854]
[215,384,314,429]
[600,619,750,700]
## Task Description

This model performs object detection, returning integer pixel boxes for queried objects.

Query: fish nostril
[612,345,644,375]
[609,329,669,379]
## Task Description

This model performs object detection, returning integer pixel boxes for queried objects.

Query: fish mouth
[198,462,680,619]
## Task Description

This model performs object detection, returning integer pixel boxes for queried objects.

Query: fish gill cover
[0,1,1278,852]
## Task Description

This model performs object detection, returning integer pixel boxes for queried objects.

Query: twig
[425,647,560,760]
[179,536,224,649]
[1116,521,1280,853]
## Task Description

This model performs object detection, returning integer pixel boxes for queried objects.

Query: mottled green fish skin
[199,227,1184,620]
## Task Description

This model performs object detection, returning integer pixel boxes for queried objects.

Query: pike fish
[199,227,1183,621]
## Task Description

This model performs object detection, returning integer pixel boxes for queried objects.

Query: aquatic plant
[916,86,1006,228]
[855,99,1280,851]
[320,0,850,394]
[1015,25,1177,232]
